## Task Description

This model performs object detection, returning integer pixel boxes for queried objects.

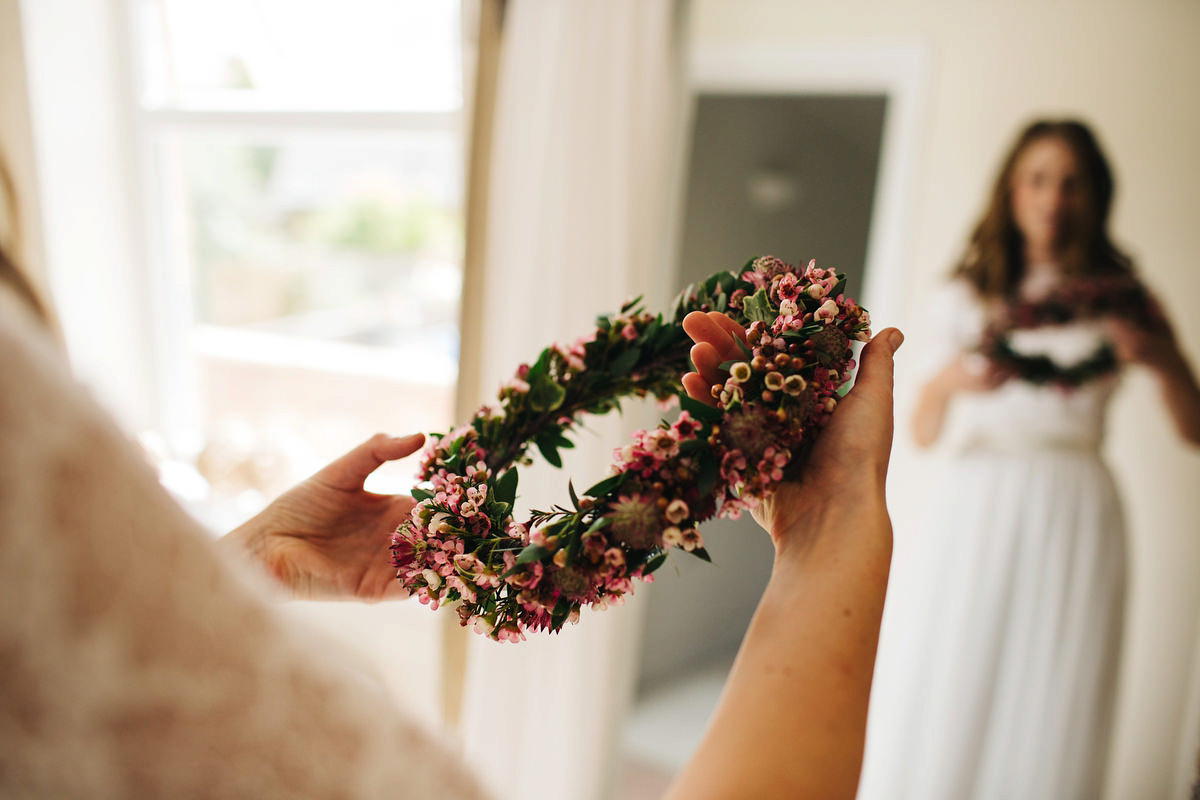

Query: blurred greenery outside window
[131,0,464,529]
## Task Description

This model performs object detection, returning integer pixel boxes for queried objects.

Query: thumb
[841,328,903,482]
[314,432,425,491]
[852,328,903,401]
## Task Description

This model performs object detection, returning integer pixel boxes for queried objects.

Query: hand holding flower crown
[682,310,903,557]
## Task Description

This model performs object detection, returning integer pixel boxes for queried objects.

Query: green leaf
[515,544,549,565]
[742,288,775,323]
[680,394,722,424]
[643,317,661,344]
[584,473,626,498]
[689,546,713,563]
[620,295,644,314]
[585,516,611,535]
[551,598,572,630]
[642,550,669,576]
[410,487,434,502]
[568,480,580,509]
[832,275,848,298]
[535,431,563,468]
[525,348,551,383]
[528,374,567,412]
[609,346,642,377]
[493,468,519,507]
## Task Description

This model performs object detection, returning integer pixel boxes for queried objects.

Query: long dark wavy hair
[954,119,1134,298]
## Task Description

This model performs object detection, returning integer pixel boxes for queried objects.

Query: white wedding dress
[858,279,1127,800]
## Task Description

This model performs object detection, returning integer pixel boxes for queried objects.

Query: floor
[616,651,739,799]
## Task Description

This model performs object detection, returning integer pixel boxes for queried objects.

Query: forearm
[1153,351,1200,446]
[912,374,953,448]
[666,504,892,799]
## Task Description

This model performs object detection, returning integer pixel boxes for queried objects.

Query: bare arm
[912,355,1008,448]
[668,313,903,799]
[1153,352,1200,445]
[1105,317,1200,446]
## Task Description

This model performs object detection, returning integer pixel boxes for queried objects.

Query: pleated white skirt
[858,448,1126,800]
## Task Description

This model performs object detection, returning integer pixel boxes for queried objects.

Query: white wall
[691,1,1200,797]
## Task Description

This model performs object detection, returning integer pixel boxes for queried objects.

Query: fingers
[708,311,749,346]
[689,341,726,387]
[682,371,715,405]
[683,311,750,406]
[683,311,746,360]
[315,432,425,491]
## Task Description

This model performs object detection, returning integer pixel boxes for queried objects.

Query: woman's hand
[910,353,1006,448]
[670,311,902,800]
[939,353,1010,394]
[1102,316,1183,372]
[1103,315,1200,446]
[220,433,425,601]
[681,311,902,556]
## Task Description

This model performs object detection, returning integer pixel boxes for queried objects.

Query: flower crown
[980,275,1160,388]
[391,256,870,641]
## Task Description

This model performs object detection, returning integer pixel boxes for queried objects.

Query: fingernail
[886,329,905,352]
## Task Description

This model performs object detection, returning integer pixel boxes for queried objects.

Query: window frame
[122,0,466,443]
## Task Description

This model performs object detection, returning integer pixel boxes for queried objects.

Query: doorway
[616,92,887,797]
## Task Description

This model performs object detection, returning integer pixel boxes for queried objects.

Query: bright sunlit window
[128,0,464,531]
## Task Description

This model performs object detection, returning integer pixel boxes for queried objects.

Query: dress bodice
[927,280,1118,454]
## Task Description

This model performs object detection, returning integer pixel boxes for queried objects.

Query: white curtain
[457,2,688,798]
[1175,624,1200,797]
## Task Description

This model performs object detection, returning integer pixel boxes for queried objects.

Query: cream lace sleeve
[0,292,490,800]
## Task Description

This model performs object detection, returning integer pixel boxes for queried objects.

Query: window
[125,0,465,723]
[129,0,464,531]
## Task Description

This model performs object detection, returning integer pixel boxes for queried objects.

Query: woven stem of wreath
[391,256,871,641]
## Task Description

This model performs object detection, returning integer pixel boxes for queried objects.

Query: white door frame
[687,44,931,330]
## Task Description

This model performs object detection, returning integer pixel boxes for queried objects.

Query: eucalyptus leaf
[689,546,713,563]
[411,487,433,502]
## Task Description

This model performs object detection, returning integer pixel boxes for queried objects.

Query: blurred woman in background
[858,120,1200,799]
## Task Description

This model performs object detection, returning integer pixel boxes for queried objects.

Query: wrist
[220,514,270,559]
[771,486,892,570]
